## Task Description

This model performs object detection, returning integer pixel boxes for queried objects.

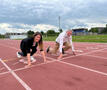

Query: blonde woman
[17,32,47,67]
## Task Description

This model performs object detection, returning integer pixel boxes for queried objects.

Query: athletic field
[0,39,107,90]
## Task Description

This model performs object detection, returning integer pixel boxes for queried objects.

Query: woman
[17,32,47,67]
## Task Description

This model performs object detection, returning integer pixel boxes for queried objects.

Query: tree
[0,34,5,38]
[27,30,34,38]
[40,31,44,35]
[58,28,63,33]
[89,28,98,33]
[101,28,107,34]
[47,30,56,36]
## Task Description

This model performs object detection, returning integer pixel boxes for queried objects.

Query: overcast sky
[0,0,107,34]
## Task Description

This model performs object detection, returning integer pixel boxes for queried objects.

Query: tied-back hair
[33,32,43,51]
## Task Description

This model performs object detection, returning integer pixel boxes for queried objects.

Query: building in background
[90,27,105,34]
[72,28,88,35]
[89,24,107,34]
[5,33,27,39]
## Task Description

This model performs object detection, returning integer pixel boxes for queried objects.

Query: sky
[0,0,107,34]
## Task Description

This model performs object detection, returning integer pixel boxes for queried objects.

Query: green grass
[4,35,107,43]
[43,36,58,41]
[43,35,107,43]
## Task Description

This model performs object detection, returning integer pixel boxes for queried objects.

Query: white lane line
[86,47,98,50]
[51,53,68,57]
[1,43,107,62]
[0,71,10,75]
[86,54,107,60]
[61,48,107,60]
[0,60,56,76]
[0,44,20,50]
[12,62,20,65]
[1,43,107,76]
[57,60,107,76]
[96,50,107,53]
[0,58,32,90]
[0,67,5,71]
[13,60,56,72]
[38,55,107,77]
[74,50,83,52]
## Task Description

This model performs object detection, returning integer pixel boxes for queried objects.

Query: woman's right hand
[25,63,32,68]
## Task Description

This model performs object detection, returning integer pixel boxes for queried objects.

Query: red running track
[0,39,107,90]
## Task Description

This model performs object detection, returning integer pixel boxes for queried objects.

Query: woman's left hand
[41,51,47,63]
[44,58,47,63]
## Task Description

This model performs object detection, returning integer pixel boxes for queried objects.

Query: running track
[0,39,107,90]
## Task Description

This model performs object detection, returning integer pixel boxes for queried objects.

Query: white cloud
[0,23,58,34]
[64,18,107,30]
[32,24,58,32]
[0,0,107,33]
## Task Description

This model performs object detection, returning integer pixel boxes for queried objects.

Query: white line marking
[0,58,32,90]
[51,53,68,57]
[0,67,5,71]
[86,47,98,50]
[74,50,83,52]
[1,43,106,61]
[38,54,107,77]
[13,60,56,72]
[86,54,107,60]
[0,44,19,50]
[0,60,56,76]
[1,42,107,77]
[0,71,10,75]
[61,48,107,60]
[57,60,107,76]
[1,42,107,61]
[96,50,107,53]
[13,62,20,65]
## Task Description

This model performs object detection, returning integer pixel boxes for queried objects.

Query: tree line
[27,29,63,38]
[89,25,107,34]
[0,34,5,38]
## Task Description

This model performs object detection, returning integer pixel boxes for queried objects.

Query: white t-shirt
[56,31,74,53]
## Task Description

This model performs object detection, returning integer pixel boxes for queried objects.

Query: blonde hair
[33,32,43,50]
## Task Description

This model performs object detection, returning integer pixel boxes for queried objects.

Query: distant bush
[27,30,34,38]
[0,34,5,38]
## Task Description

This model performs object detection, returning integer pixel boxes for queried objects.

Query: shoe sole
[46,46,50,53]
[17,52,21,58]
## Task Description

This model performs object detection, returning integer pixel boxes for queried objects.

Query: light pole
[59,16,60,29]
[58,16,63,33]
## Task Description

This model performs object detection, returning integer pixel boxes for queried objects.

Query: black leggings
[20,41,37,56]
[20,49,37,56]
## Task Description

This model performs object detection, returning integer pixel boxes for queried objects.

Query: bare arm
[57,53,63,60]
[70,36,76,55]
[41,51,47,63]
[27,53,31,66]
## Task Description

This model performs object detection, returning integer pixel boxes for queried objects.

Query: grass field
[43,35,107,43]
[6,35,107,43]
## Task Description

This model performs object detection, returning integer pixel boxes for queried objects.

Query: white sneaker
[19,59,28,64]
[23,61,28,64]
[17,52,22,58]
[30,56,36,63]
[19,56,36,64]
[19,59,25,63]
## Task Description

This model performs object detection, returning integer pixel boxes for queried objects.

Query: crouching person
[17,32,47,67]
